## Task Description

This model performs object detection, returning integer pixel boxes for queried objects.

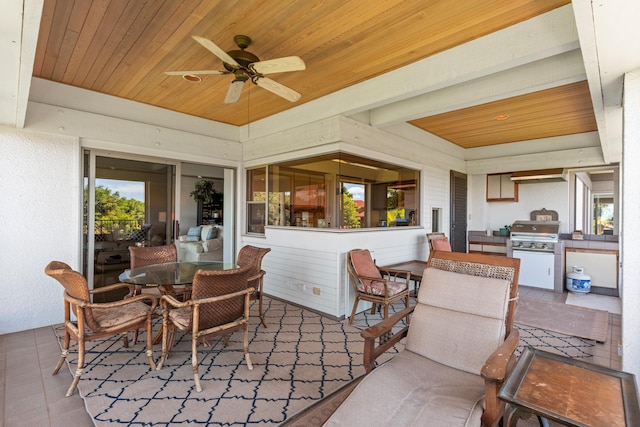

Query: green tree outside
[86,186,145,238]
[342,186,360,228]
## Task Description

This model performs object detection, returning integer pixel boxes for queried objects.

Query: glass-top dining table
[119,261,238,294]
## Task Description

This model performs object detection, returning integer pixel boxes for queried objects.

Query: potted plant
[190,179,217,204]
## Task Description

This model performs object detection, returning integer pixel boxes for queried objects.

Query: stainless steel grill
[510,220,559,252]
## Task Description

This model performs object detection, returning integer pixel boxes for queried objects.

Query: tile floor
[0,287,622,427]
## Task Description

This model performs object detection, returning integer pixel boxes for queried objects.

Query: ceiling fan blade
[251,56,306,75]
[255,77,301,102]
[224,79,246,104]
[192,35,240,67]
[164,70,225,76]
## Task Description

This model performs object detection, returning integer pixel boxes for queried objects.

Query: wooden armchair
[346,249,411,325]
[156,266,253,392]
[236,245,271,328]
[44,261,157,397]
[427,232,451,252]
[327,251,520,427]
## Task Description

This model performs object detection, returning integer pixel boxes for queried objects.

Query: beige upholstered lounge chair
[44,261,157,397]
[346,249,411,325]
[236,245,271,328]
[327,251,520,427]
[156,266,253,392]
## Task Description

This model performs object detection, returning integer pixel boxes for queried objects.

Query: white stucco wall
[0,126,81,334]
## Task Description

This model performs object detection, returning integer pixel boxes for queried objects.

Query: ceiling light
[494,114,510,121]
[182,74,202,83]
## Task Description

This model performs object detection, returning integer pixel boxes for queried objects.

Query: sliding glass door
[83,152,176,301]
[83,151,233,301]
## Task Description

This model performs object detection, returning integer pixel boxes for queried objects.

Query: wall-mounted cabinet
[486,173,518,202]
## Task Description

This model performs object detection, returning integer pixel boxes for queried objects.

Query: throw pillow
[204,226,217,240]
[129,224,152,242]
[432,237,452,252]
[186,226,202,241]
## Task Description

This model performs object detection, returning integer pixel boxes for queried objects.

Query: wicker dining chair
[128,243,184,297]
[44,260,157,397]
[236,245,271,328]
[156,266,253,392]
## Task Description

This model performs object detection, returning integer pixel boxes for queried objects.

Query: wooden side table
[499,347,640,426]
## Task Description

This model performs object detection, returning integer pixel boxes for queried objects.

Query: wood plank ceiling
[33,0,592,148]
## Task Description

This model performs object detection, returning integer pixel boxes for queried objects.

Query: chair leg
[383,302,389,320]
[348,296,361,324]
[122,331,130,348]
[145,316,156,371]
[192,334,202,393]
[405,293,411,325]
[66,339,85,397]
[157,311,171,370]
[243,322,253,370]
[258,293,267,328]
[370,303,377,314]
[52,329,71,376]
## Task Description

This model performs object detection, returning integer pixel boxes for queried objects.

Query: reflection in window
[247,153,419,233]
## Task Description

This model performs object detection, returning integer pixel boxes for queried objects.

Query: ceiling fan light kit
[165,34,305,104]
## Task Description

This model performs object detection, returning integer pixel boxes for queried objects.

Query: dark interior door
[450,171,467,253]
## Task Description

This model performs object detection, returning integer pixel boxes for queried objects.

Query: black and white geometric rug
[55,297,594,426]
[54,297,399,426]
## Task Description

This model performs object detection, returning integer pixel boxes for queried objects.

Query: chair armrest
[89,282,135,295]
[378,268,412,282]
[192,287,255,305]
[480,328,520,427]
[361,305,414,373]
[481,328,520,381]
[202,238,222,252]
[65,291,158,311]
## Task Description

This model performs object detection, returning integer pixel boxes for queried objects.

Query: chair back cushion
[349,249,385,294]
[406,267,510,375]
[431,237,452,252]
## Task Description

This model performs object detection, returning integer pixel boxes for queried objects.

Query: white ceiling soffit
[0,0,43,128]
[571,0,640,164]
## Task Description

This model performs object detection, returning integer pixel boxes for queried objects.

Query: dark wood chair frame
[360,251,521,427]
[346,249,412,325]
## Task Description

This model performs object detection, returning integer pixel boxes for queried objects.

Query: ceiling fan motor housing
[223,35,260,71]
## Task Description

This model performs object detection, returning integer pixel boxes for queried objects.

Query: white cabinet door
[512,250,554,290]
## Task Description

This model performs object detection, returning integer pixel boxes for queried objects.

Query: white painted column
[622,70,640,376]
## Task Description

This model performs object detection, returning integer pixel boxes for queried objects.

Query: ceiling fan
[165,35,305,104]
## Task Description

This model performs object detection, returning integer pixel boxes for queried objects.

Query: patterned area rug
[516,297,609,342]
[347,298,595,360]
[54,297,399,426]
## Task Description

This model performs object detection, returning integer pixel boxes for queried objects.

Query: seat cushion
[361,279,407,296]
[92,301,152,329]
[325,350,485,427]
[406,267,510,375]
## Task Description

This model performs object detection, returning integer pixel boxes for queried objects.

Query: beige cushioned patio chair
[44,260,157,397]
[156,266,253,392]
[346,249,411,324]
[236,245,271,328]
[326,251,520,427]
